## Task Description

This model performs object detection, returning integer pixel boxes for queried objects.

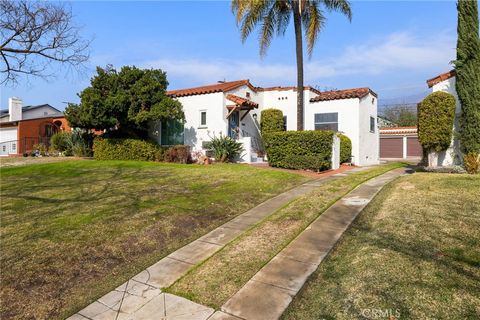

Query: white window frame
[199,110,207,128]
[314,112,338,131]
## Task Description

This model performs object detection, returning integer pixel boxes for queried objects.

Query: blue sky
[1,0,460,110]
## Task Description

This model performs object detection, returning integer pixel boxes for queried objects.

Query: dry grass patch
[167,163,406,308]
[0,160,307,320]
[283,173,480,320]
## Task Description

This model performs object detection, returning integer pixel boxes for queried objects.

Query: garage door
[380,137,403,158]
[407,137,422,157]
[0,127,18,155]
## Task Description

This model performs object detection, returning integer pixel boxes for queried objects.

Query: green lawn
[0,160,308,320]
[167,163,406,308]
[283,173,480,320]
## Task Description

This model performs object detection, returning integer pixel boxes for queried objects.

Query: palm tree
[232,0,352,131]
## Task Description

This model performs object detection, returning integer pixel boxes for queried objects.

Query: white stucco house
[149,79,380,166]
[426,69,463,166]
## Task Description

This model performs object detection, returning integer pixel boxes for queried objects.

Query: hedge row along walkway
[67,165,408,320]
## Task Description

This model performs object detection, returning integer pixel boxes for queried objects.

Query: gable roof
[310,87,377,102]
[426,69,456,88]
[167,80,255,97]
[0,104,62,118]
[226,94,258,108]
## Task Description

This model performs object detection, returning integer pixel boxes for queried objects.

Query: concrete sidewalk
[217,167,410,320]
[67,168,351,320]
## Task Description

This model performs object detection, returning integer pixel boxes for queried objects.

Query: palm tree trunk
[292,1,304,131]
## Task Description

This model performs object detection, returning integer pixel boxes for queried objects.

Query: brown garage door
[407,136,422,157]
[380,137,403,158]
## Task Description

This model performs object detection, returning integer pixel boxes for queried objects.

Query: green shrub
[50,132,71,153]
[204,134,244,162]
[164,145,191,164]
[418,92,456,152]
[463,152,480,174]
[93,138,165,161]
[263,130,334,171]
[261,109,284,135]
[338,134,352,163]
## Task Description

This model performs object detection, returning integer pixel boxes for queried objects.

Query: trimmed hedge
[418,92,456,152]
[93,138,165,161]
[263,130,334,171]
[339,134,352,163]
[261,109,284,135]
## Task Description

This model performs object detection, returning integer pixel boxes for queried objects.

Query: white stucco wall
[306,98,360,164]
[358,93,380,165]
[431,76,462,166]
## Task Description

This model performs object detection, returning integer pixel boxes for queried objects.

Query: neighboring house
[426,69,462,165]
[150,80,379,166]
[377,115,397,128]
[0,97,70,156]
[379,126,422,159]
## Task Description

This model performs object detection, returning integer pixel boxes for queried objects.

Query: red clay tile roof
[310,87,377,102]
[167,80,255,97]
[426,69,456,88]
[379,126,418,135]
[226,94,258,108]
[257,86,322,95]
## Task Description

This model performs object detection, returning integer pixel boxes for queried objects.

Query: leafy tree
[65,65,184,137]
[382,104,417,127]
[0,0,90,84]
[232,0,351,131]
[454,0,480,155]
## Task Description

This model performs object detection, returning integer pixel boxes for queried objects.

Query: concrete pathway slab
[167,240,221,265]
[197,226,244,246]
[133,257,193,289]
[251,255,318,292]
[276,244,328,266]
[222,280,295,320]
[164,293,214,319]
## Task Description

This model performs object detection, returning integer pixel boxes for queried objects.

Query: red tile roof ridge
[310,87,377,102]
[426,69,456,88]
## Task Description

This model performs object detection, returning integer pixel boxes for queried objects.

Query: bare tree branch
[0,0,90,85]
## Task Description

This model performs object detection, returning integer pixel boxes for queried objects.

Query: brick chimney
[8,97,22,122]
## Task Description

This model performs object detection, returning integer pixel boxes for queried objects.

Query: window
[12,143,16,151]
[200,110,207,127]
[314,113,338,131]
[370,116,375,132]
[283,116,287,131]
[246,92,251,98]
[161,118,184,146]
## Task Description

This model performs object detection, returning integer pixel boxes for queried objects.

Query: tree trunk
[292,2,304,131]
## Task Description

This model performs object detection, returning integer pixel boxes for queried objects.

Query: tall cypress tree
[455,0,480,154]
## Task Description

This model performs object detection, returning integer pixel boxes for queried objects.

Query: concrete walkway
[67,168,353,320]
[217,167,410,320]
[67,165,409,320]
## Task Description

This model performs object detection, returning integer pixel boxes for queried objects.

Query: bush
[463,152,480,174]
[204,134,244,162]
[50,132,71,153]
[164,145,191,164]
[418,92,456,152]
[93,138,165,161]
[261,109,284,135]
[338,134,352,163]
[263,130,334,171]
[50,130,94,156]
[32,143,47,156]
